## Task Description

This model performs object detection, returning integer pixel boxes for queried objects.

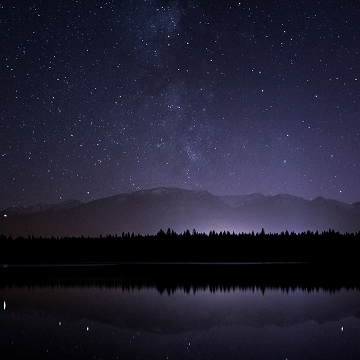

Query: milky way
[1,0,360,208]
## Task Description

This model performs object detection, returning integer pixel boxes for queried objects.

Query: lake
[0,264,359,359]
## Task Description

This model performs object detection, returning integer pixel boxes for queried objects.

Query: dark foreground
[1,263,360,360]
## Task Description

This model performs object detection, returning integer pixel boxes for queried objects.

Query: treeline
[0,229,359,264]
[3,227,357,240]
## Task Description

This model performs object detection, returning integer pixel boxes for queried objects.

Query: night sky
[1,0,360,209]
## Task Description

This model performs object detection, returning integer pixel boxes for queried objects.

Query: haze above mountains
[1,187,360,238]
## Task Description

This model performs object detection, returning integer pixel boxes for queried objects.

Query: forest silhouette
[0,228,359,264]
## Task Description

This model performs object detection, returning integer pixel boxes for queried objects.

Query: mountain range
[1,187,360,237]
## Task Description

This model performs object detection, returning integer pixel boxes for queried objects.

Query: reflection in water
[0,264,360,359]
[1,263,359,293]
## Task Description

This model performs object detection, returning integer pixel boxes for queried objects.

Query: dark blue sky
[1,0,360,208]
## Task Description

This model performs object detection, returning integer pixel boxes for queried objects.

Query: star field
[1,0,360,208]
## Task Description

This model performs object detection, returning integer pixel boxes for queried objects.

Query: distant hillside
[0,187,360,237]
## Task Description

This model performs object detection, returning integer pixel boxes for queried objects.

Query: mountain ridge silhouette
[1,187,359,237]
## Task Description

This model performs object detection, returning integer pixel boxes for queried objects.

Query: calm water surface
[0,264,359,359]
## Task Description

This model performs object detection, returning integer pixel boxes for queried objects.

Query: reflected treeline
[0,228,360,263]
[0,264,359,294]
